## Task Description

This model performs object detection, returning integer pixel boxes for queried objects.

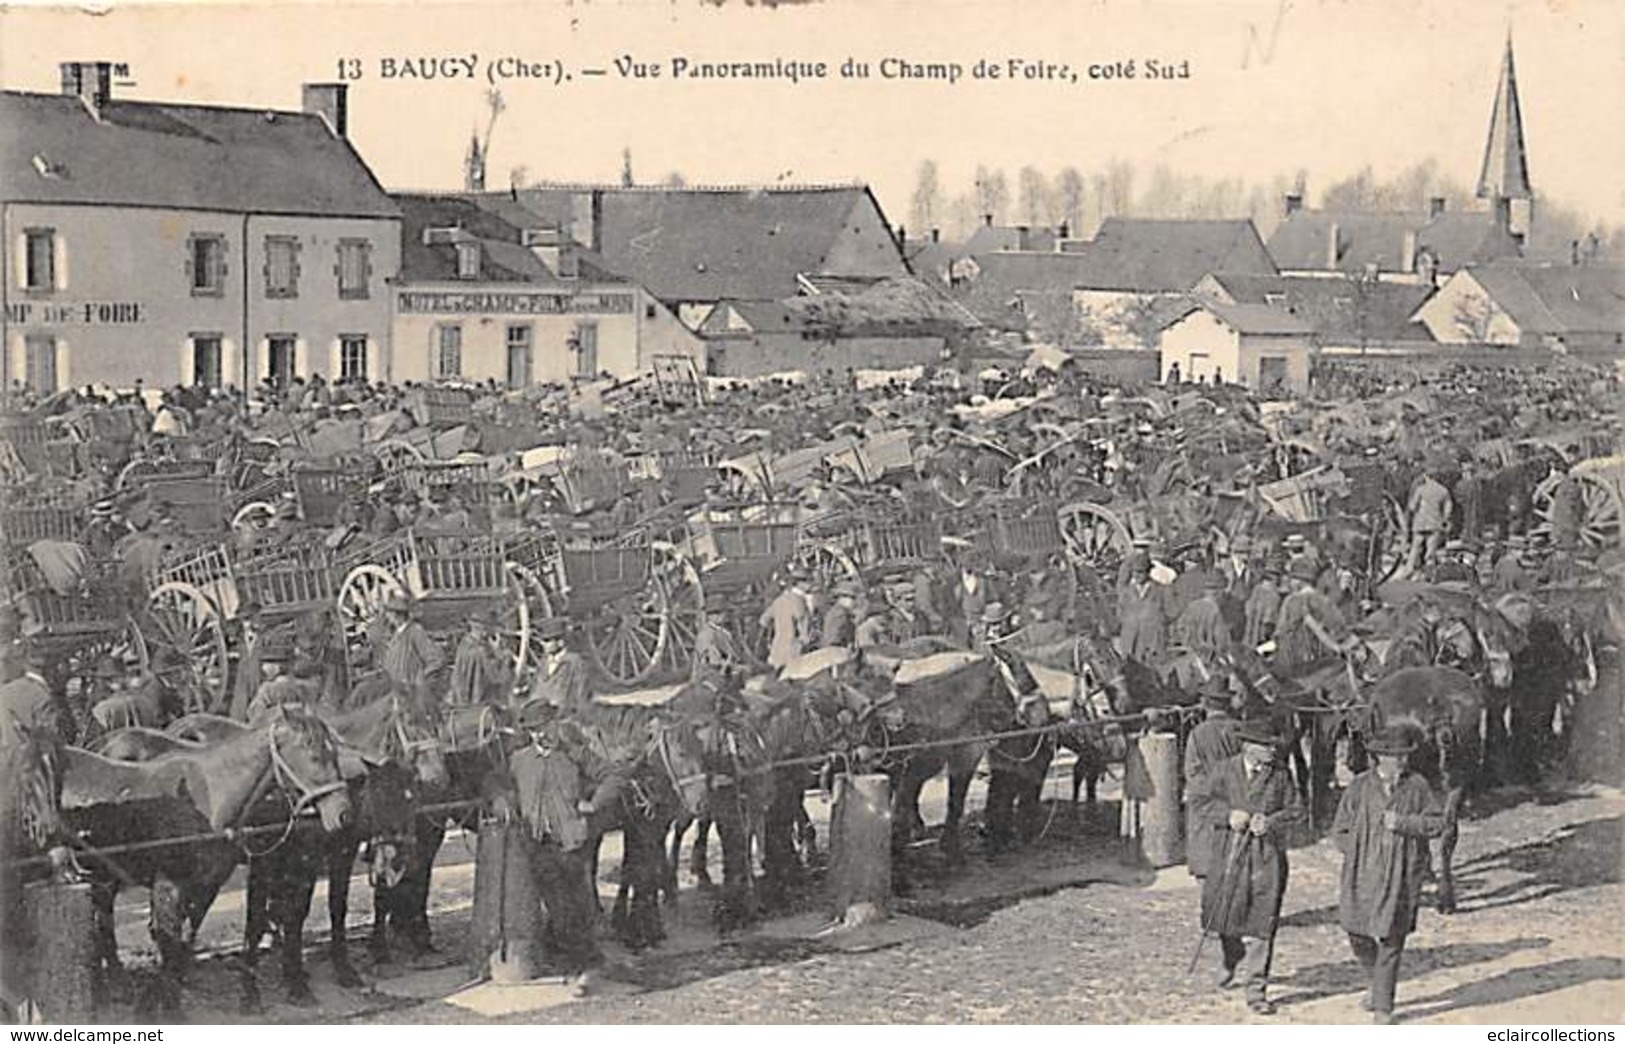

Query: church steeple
[1477,34,1532,242]
[464,131,486,193]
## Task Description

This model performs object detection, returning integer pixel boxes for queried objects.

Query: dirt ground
[98,768,1624,1025]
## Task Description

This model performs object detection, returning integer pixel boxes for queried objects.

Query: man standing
[380,592,445,719]
[1406,467,1454,575]
[527,617,593,717]
[760,567,812,669]
[0,645,56,749]
[1184,683,1241,880]
[1274,558,1350,672]
[1174,572,1232,662]
[1117,552,1169,664]
[449,611,512,706]
[1193,716,1304,1016]
[1333,727,1445,1024]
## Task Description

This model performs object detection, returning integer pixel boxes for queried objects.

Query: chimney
[1400,229,1418,274]
[1326,222,1341,270]
[1058,220,1071,241]
[302,83,349,138]
[569,190,605,253]
[930,228,941,244]
[1283,193,1304,218]
[983,213,994,227]
[60,61,112,119]
[1428,196,1446,220]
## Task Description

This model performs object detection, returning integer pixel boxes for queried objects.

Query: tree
[621,147,634,188]
[1056,167,1086,235]
[975,165,1010,224]
[910,160,942,235]
[1104,159,1135,218]
[661,171,688,187]
[1017,166,1052,227]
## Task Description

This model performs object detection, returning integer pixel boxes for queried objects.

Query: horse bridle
[267,706,349,815]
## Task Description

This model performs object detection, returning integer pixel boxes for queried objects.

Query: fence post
[468,818,544,983]
[1137,731,1185,868]
[827,773,891,930]
[21,851,98,1022]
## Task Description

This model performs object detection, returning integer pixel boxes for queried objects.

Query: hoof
[285,983,318,1008]
[238,993,264,1017]
[332,961,364,989]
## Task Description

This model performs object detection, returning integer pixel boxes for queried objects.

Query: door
[267,335,296,388]
[23,336,56,394]
[574,322,598,379]
[1257,356,1289,393]
[506,324,533,389]
[192,335,223,388]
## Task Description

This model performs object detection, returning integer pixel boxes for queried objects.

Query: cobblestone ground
[376,782,1622,1026]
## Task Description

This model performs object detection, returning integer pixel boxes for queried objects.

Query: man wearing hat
[1491,536,1532,593]
[1242,564,1282,651]
[1192,715,1304,1015]
[1174,571,1231,662]
[1274,556,1351,672]
[1430,540,1477,585]
[760,567,812,670]
[0,643,57,750]
[449,610,513,706]
[1405,467,1454,576]
[380,591,445,718]
[1117,552,1169,664]
[1184,680,1241,880]
[527,617,592,717]
[1333,726,1445,1024]
[819,581,858,650]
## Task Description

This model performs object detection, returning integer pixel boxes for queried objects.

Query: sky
[3,0,1623,228]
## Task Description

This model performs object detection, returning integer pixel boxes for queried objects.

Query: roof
[953,252,1106,324]
[393,193,625,284]
[1267,207,1521,274]
[964,224,1059,255]
[1169,300,1319,337]
[1478,37,1533,201]
[1464,264,1625,336]
[1201,273,1435,343]
[1058,218,1277,291]
[462,185,901,303]
[2,90,398,219]
[699,300,808,338]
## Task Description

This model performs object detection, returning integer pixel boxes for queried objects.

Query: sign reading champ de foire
[396,290,636,315]
[4,301,145,325]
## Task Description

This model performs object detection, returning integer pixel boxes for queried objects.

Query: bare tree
[910,160,942,235]
[1017,166,1052,227]
[1056,167,1086,235]
[621,147,634,188]
[662,171,688,187]
[1451,292,1497,343]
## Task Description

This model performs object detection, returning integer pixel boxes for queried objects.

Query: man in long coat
[1192,715,1304,1016]
[1274,558,1350,671]
[1333,727,1445,1024]
[381,593,445,718]
[527,617,593,717]
[1174,572,1231,662]
[449,611,512,706]
[1184,685,1241,879]
[1117,553,1169,663]
[760,569,812,669]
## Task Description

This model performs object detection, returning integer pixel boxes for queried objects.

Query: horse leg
[147,875,188,1018]
[237,864,270,1015]
[328,838,363,989]
[1436,787,1464,915]
[91,880,130,1003]
[689,815,713,887]
[710,789,757,933]
[274,852,320,1007]
[983,764,1016,854]
[942,748,978,867]
[400,817,446,958]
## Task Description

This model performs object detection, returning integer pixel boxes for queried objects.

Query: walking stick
[1187,826,1248,975]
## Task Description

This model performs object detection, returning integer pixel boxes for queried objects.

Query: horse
[0,720,72,1021]
[1360,666,1485,915]
[25,703,351,1015]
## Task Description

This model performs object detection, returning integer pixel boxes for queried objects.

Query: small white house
[1158,301,1316,395]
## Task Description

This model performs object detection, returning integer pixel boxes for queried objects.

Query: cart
[5,555,150,709]
[1533,454,1625,550]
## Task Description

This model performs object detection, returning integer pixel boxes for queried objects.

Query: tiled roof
[1202,273,1435,343]
[1059,218,1277,291]
[1198,301,1319,336]
[2,90,398,218]
[965,224,1059,255]
[394,193,625,284]
[1467,264,1625,336]
[461,185,900,303]
[1267,208,1521,274]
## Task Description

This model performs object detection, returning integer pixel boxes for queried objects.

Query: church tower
[1476,34,1533,246]
[464,131,486,192]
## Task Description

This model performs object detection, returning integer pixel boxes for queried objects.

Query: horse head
[357,759,420,892]
[265,703,352,833]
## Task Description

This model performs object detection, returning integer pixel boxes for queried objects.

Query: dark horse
[18,704,351,1015]
[1359,665,1485,914]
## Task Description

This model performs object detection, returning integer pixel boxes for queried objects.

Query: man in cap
[449,610,513,706]
[228,600,266,720]
[1191,715,1304,1015]
[1491,536,1533,593]
[760,566,813,670]
[1242,563,1282,651]
[819,581,858,650]
[1117,551,1169,664]
[0,643,57,750]
[380,591,445,719]
[527,617,593,717]
[1174,571,1231,662]
[1405,467,1454,576]
[1274,557,1351,672]
[1332,726,1445,1024]
[1184,681,1241,880]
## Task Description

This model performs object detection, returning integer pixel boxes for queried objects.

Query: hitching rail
[0,706,1202,872]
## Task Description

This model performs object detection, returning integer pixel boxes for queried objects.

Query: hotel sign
[5,301,145,325]
[397,290,636,316]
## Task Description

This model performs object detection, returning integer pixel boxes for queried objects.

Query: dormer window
[1263,293,1286,307]
[456,242,481,279]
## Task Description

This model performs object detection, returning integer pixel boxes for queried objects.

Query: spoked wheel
[1059,500,1133,574]
[1366,496,1407,592]
[337,564,407,669]
[652,541,706,677]
[145,582,230,714]
[584,576,670,688]
[792,541,860,590]
[231,500,278,540]
[64,617,152,719]
[373,439,427,496]
[1533,471,1623,550]
[498,561,537,683]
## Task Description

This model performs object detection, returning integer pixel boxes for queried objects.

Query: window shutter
[53,235,67,292]
[184,240,195,285]
[291,241,301,293]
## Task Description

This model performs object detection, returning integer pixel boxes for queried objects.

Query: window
[644,303,658,320]
[455,242,481,280]
[23,229,55,291]
[505,324,533,389]
[23,335,56,393]
[267,335,297,388]
[574,322,598,378]
[339,335,369,382]
[188,234,227,296]
[191,335,223,388]
[264,236,300,298]
[337,239,372,300]
[435,325,463,378]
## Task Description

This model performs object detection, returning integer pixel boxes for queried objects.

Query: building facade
[1159,302,1315,394]
[2,67,399,394]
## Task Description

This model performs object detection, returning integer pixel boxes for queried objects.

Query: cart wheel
[373,439,427,494]
[499,561,538,680]
[115,457,159,491]
[1059,501,1132,572]
[1533,472,1622,550]
[231,500,278,538]
[585,571,670,688]
[338,564,407,664]
[146,582,229,714]
[652,541,705,677]
[792,542,860,589]
[1367,496,1407,590]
